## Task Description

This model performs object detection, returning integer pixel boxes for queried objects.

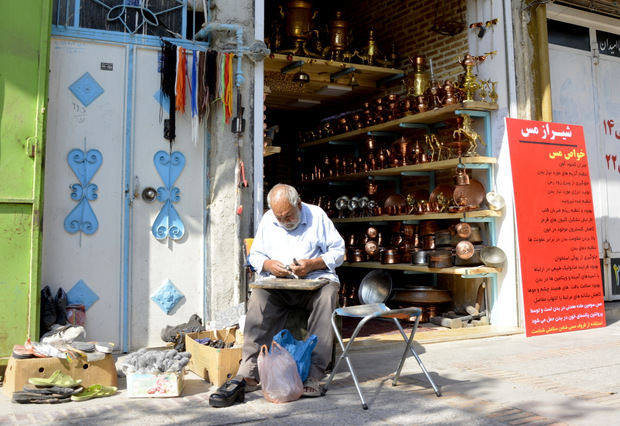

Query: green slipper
[70,384,103,402]
[28,370,82,388]
[97,385,117,397]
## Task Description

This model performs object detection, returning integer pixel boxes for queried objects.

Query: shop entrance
[548,13,620,301]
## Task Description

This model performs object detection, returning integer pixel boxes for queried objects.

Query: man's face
[272,199,302,231]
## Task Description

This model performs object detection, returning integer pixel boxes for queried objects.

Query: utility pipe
[194,22,245,87]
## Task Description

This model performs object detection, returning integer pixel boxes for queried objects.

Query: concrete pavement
[2,302,620,425]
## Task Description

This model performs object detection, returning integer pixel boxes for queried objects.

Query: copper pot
[428,250,453,268]
[398,239,417,254]
[380,248,401,264]
[402,224,417,237]
[411,249,429,265]
[423,234,436,250]
[435,230,452,247]
[350,248,366,262]
[420,220,438,236]
[467,225,483,244]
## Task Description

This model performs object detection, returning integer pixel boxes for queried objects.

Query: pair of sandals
[13,370,117,403]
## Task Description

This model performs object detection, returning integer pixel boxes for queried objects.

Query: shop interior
[260,0,501,328]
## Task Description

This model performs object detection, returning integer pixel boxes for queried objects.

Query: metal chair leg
[322,312,370,409]
[394,317,442,397]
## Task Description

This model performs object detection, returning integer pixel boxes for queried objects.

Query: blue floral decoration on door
[152,150,186,240]
[64,148,102,235]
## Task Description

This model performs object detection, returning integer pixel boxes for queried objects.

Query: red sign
[506,118,606,336]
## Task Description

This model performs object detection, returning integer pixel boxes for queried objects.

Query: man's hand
[290,258,325,278]
[263,260,294,277]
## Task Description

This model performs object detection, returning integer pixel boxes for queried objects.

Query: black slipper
[12,392,71,404]
[22,384,84,396]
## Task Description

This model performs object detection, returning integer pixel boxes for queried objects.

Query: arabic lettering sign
[598,30,620,58]
[506,118,606,337]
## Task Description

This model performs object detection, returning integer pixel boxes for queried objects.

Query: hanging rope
[160,39,177,142]
[175,46,187,113]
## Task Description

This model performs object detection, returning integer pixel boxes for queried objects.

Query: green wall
[0,0,53,361]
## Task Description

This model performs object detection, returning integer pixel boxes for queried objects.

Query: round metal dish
[359,269,393,304]
[384,193,408,209]
[480,246,507,268]
[486,191,506,210]
[453,179,485,207]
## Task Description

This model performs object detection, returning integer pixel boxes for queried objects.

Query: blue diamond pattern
[69,72,104,107]
[67,279,100,311]
[151,279,184,314]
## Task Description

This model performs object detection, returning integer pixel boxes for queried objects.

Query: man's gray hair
[267,184,300,209]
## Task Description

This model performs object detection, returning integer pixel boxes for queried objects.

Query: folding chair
[320,303,442,410]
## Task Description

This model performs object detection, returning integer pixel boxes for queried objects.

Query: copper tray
[250,278,329,290]
[429,185,454,204]
[384,193,408,209]
[453,179,485,207]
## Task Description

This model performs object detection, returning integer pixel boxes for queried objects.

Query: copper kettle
[366,177,378,195]
[454,164,470,185]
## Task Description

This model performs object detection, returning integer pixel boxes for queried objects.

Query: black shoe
[209,375,246,408]
[54,288,68,325]
[40,286,56,331]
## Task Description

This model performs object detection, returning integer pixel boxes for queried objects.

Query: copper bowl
[480,246,507,268]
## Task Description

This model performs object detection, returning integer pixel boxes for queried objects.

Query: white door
[549,31,620,301]
[44,38,206,350]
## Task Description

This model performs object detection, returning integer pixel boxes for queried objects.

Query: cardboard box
[185,329,242,387]
[2,354,118,398]
[126,369,184,398]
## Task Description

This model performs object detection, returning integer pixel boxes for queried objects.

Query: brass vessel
[280,0,317,56]
[327,11,349,60]
[407,55,431,97]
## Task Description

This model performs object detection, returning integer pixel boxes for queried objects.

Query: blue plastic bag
[273,329,317,382]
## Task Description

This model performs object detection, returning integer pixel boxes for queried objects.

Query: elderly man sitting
[238,183,345,397]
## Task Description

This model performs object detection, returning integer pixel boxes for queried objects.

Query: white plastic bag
[257,341,303,403]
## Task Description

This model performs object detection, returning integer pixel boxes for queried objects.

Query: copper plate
[455,240,475,259]
[452,179,485,207]
[384,193,408,209]
[429,185,454,204]
[455,222,472,239]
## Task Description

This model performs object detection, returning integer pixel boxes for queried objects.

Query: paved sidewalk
[2,302,620,425]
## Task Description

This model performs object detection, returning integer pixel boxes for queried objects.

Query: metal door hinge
[26,136,38,158]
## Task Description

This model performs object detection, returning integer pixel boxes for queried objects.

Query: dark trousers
[237,280,339,382]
